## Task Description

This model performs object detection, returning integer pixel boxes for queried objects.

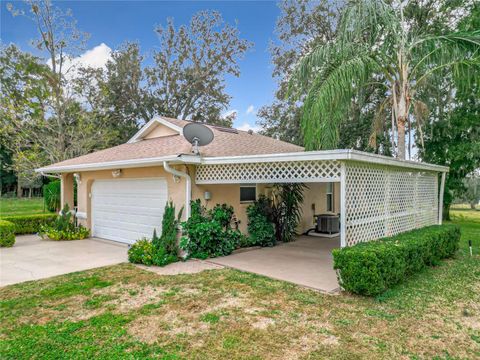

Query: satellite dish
[183,122,214,155]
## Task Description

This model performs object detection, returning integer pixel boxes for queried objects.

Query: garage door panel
[92,179,168,244]
[93,215,161,232]
[94,204,167,217]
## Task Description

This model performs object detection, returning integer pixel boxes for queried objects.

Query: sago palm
[290,0,480,159]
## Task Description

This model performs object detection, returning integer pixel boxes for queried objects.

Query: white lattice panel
[196,160,341,184]
[344,161,438,246]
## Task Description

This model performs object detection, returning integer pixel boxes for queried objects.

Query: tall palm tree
[290,0,480,159]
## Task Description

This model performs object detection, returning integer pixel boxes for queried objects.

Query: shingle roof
[41,117,304,170]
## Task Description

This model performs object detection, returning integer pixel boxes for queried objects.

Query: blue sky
[1,0,282,131]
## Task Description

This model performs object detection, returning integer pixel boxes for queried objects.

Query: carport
[210,235,340,292]
[196,150,448,292]
[196,149,448,247]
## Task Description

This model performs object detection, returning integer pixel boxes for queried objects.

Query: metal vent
[211,125,238,134]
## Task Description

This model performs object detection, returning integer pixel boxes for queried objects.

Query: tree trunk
[443,204,451,221]
[397,117,406,160]
[470,202,477,210]
[17,182,22,198]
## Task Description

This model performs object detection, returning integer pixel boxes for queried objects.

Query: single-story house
[37,116,448,248]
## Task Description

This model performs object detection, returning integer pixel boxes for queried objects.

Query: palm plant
[270,183,307,243]
[290,0,480,159]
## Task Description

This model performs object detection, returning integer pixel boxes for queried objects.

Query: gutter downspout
[163,161,191,219]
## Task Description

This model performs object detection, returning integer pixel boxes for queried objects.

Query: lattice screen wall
[344,161,439,246]
[196,160,341,184]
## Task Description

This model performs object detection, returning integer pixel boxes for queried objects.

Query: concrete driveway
[0,235,128,287]
[209,235,340,293]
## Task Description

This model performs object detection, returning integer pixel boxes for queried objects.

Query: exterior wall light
[73,173,81,184]
[112,169,122,178]
[204,191,211,201]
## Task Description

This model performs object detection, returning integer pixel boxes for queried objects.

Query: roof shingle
[41,117,304,170]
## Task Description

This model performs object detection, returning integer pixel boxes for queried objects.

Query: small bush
[0,220,15,247]
[332,225,461,296]
[247,200,276,247]
[129,202,182,267]
[128,238,155,265]
[39,204,90,241]
[43,180,61,212]
[180,199,243,259]
[2,213,57,234]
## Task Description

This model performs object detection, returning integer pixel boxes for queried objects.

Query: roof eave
[201,149,449,172]
[35,154,201,174]
[127,116,183,144]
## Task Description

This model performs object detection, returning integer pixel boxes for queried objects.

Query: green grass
[0,211,479,359]
[0,197,50,217]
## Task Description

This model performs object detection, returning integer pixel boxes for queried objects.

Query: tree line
[1,0,250,196]
[1,0,479,218]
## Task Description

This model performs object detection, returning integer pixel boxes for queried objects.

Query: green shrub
[2,213,57,234]
[39,204,90,241]
[128,238,154,265]
[180,199,242,259]
[247,200,276,247]
[153,201,183,255]
[332,225,461,296]
[0,220,15,247]
[129,202,182,267]
[43,180,61,212]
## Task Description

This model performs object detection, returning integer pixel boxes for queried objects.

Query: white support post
[438,171,446,224]
[340,162,347,247]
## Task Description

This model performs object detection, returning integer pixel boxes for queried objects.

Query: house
[37,116,448,247]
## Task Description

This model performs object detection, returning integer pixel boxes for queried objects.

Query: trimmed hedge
[0,220,15,247]
[332,225,461,296]
[2,214,57,235]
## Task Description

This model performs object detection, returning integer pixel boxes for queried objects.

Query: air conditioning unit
[316,214,340,234]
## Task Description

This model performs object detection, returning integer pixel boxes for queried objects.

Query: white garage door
[92,178,168,244]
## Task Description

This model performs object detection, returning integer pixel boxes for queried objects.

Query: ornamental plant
[39,204,90,241]
[180,199,242,259]
[129,202,182,267]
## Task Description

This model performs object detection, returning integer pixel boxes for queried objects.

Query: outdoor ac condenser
[316,214,340,234]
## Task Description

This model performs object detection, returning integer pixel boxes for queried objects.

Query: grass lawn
[1,212,479,359]
[0,197,51,217]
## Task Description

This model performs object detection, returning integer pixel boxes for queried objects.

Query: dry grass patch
[1,213,479,359]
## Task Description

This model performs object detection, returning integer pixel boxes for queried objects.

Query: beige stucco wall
[299,182,340,233]
[143,124,178,139]
[192,183,268,233]
[68,163,340,239]
[73,165,188,229]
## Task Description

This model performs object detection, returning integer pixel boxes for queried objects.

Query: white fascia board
[201,149,350,164]
[127,116,183,143]
[36,155,182,173]
[346,150,449,172]
[200,149,449,173]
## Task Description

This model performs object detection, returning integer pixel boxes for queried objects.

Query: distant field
[451,203,478,210]
[0,197,51,217]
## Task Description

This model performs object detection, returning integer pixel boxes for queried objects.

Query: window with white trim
[326,182,334,212]
[240,185,256,203]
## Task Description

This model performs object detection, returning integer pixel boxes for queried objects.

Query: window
[240,185,256,203]
[326,182,334,212]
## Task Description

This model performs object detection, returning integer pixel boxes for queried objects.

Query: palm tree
[290,0,480,159]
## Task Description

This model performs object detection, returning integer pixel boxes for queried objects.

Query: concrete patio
[209,235,340,293]
[0,235,128,287]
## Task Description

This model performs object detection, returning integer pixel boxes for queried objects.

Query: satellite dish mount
[183,122,214,155]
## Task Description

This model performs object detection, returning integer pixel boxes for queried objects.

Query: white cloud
[246,105,255,115]
[236,122,260,133]
[47,43,112,80]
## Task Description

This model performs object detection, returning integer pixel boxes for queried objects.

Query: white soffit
[127,116,183,143]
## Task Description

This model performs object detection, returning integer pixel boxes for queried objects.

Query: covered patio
[195,150,448,247]
[210,235,340,293]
